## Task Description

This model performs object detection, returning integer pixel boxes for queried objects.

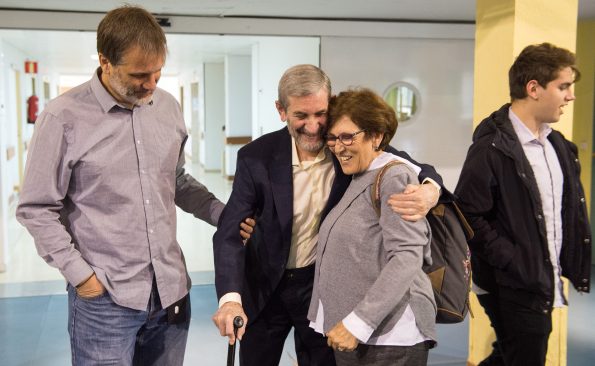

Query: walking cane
[227,316,244,366]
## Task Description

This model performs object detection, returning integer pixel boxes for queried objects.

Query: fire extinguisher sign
[24,60,38,74]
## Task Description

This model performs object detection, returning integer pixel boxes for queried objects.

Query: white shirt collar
[291,136,329,168]
[508,107,552,146]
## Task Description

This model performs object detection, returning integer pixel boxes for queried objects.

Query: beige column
[469,1,579,365]
[574,20,595,214]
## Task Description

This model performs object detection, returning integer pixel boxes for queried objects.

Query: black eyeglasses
[325,129,366,147]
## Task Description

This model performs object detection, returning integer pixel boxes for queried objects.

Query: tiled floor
[0,165,593,365]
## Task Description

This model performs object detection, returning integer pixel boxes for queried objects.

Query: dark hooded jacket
[455,104,591,313]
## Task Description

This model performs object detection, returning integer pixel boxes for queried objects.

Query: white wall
[225,55,252,137]
[321,37,474,191]
[5,46,46,185]
[208,36,321,177]
[0,38,8,271]
[224,55,251,177]
[252,37,320,137]
[180,67,204,164]
[0,38,37,271]
[180,77,191,156]
[203,62,225,171]
[2,42,22,199]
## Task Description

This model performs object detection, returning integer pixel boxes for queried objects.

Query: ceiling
[3,1,478,22]
[0,1,593,77]
[0,0,594,21]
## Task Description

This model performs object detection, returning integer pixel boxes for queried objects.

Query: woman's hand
[326,321,359,352]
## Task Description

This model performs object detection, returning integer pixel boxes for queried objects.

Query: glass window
[383,82,420,123]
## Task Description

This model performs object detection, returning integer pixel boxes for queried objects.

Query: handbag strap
[371,160,404,217]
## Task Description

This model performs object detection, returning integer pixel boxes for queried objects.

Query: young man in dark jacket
[455,43,591,366]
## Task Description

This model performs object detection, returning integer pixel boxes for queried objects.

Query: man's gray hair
[277,64,331,109]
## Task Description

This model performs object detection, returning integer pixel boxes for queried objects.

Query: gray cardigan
[308,163,436,342]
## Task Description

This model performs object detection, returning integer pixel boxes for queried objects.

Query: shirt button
[542,309,548,314]
[580,197,585,203]
[585,238,591,244]
[537,214,543,220]
[145,199,150,204]
[141,169,146,174]
[137,140,141,144]
[149,229,154,234]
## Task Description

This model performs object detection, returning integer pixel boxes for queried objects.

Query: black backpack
[371,161,473,323]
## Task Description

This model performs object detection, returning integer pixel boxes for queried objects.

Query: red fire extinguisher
[27,94,39,124]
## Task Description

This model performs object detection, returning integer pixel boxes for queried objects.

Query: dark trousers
[334,342,429,366]
[476,294,504,366]
[477,291,552,366]
[239,265,335,366]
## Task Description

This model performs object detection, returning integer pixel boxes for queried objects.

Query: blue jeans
[67,282,190,366]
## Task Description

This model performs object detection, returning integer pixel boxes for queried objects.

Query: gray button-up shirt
[509,108,565,307]
[17,69,224,310]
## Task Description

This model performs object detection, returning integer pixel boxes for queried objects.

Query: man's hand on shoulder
[212,301,248,344]
[387,182,440,222]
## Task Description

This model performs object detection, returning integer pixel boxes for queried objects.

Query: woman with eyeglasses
[307,88,436,366]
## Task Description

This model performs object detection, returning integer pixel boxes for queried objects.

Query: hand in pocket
[76,273,106,299]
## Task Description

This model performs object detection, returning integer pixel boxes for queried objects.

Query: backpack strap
[430,201,474,241]
[371,160,404,217]
[451,201,475,241]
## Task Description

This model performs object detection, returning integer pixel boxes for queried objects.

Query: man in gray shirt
[16,5,229,365]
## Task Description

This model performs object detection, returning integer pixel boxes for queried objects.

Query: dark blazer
[213,127,443,322]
